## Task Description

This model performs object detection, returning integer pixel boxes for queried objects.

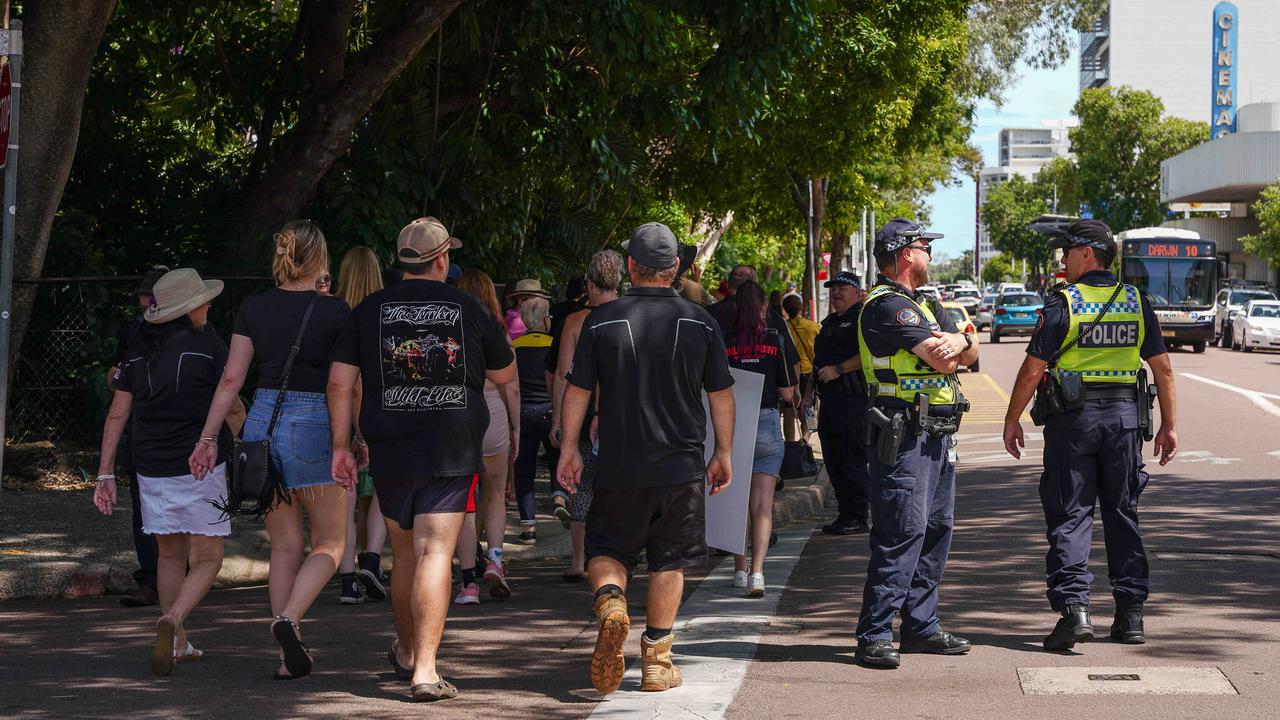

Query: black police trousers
[1041,399,1150,611]
[816,389,868,523]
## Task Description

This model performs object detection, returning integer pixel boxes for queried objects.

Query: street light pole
[0,19,23,506]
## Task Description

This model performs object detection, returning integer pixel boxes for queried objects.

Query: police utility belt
[861,391,970,466]
[1030,284,1157,442]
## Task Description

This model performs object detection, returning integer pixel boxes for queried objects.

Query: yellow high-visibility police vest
[1053,282,1144,384]
[857,284,956,406]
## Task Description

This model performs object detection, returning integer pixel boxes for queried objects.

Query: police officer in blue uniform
[813,271,869,535]
[1002,220,1179,651]
[853,219,978,669]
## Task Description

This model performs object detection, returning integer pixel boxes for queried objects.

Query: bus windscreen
[1121,257,1215,308]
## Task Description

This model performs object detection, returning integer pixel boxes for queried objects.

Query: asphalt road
[1,340,1276,719]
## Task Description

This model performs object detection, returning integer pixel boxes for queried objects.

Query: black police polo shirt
[1026,270,1167,363]
[567,286,734,489]
[813,302,861,369]
[859,280,961,411]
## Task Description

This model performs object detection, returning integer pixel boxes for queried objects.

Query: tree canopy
[1241,181,1280,267]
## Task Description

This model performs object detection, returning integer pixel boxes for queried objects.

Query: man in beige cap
[329,217,515,702]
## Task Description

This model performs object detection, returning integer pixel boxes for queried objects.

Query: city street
[1,340,1276,719]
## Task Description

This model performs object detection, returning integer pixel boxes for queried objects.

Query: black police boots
[854,639,900,668]
[1043,605,1093,651]
[821,516,869,535]
[1110,605,1146,644]
[900,631,971,655]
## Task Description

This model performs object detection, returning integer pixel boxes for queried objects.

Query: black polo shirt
[566,286,734,488]
[813,303,860,369]
[708,296,800,387]
[1026,270,1167,363]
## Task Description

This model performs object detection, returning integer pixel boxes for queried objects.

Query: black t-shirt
[1026,270,1168,367]
[116,324,229,476]
[708,297,800,387]
[330,279,515,483]
[513,331,553,405]
[115,316,145,366]
[813,304,861,369]
[233,289,350,394]
[860,280,960,410]
[567,287,734,488]
[724,328,790,409]
[549,298,585,340]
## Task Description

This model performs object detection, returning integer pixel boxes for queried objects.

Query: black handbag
[214,296,318,519]
[779,411,818,481]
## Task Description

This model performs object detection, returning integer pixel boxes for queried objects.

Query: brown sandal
[150,618,176,677]
[410,678,459,702]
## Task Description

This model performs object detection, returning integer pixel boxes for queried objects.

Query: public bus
[1115,227,1217,353]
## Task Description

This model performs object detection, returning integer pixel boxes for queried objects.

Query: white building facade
[976,121,1076,272]
[1080,1,1280,124]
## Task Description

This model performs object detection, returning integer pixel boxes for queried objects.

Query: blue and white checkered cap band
[900,377,948,390]
[1054,369,1138,378]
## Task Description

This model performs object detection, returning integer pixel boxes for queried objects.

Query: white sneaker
[748,573,765,597]
[732,570,748,588]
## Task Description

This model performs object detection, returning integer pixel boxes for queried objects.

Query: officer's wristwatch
[962,333,973,350]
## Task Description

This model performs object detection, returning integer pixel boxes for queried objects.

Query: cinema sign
[1211,2,1238,139]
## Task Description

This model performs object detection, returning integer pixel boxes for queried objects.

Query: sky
[925,46,1081,262]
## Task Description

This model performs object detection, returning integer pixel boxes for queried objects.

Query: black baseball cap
[874,218,943,254]
[823,270,862,289]
[1047,219,1113,251]
[136,266,170,296]
[623,222,679,268]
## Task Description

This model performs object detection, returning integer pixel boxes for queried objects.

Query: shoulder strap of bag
[264,294,319,436]
[1047,282,1125,370]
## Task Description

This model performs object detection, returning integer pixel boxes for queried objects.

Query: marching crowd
[91,213,1180,701]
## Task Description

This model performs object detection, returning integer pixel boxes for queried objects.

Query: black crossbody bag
[213,296,318,520]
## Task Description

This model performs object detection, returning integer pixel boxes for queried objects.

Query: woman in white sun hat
[94,267,247,677]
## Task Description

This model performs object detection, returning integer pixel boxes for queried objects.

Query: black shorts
[375,475,473,531]
[585,481,706,572]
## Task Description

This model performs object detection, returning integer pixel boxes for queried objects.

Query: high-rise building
[1079,1,1280,124]
[975,121,1076,271]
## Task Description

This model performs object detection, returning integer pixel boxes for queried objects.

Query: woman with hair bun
[189,220,353,679]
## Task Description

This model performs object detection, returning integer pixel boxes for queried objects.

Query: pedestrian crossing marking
[959,372,1028,425]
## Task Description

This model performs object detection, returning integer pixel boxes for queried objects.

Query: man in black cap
[556,221,736,695]
[1002,219,1179,651]
[853,218,978,668]
[108,265,169,607]
[813,270,870,535]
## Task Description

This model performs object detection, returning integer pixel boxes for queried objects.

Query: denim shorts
[752,407,785,477]
[242,390,335,489]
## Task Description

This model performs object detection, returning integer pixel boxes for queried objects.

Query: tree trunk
[829,231,849,275]
[229,0,461,263]
[790,176,827,316]
[6,0,119,362]
[692,210,734,268]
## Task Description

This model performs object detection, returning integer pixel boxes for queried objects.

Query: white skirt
[138,462,232,537]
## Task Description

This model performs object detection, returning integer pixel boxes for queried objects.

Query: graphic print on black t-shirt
[379,301,467,410]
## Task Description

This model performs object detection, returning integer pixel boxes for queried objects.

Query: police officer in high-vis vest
[1002,219,1179,652]
[853,218,978,669]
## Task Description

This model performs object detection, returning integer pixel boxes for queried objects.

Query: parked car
[974,293,998,330]
[918,285,942,303]
[990,292,1044,342]
[998,282,1026,295]
[941,302,980,372]
[1230,299,1280,352]
[1214,287,1277,348]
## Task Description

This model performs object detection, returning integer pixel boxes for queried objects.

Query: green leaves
[1241,181,1280,267]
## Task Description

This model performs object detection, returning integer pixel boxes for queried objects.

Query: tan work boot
[590,590,630,694]
[640,633,682,692]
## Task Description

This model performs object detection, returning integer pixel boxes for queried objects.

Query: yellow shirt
[786,315,821,375]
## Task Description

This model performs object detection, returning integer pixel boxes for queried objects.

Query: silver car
[974,293,997,329]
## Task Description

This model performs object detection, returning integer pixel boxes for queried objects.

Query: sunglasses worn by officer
[903,243,933,257]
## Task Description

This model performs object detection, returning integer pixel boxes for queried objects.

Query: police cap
[874,218,943,254]
[1047,219,1113,251]
[823,270,862,289]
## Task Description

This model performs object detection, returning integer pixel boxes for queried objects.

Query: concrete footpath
[0,461,832,602]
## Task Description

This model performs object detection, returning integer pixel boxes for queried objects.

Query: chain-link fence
[6,277,273,465]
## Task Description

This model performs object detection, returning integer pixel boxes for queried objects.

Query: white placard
[702,367,764,555]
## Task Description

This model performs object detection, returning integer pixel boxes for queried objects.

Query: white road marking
[1268,450,1280,461]
[587,529,813,719]
[1172,450,1240,465]
[1180,373,1280,418]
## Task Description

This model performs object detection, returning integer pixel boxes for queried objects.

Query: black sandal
[387,639,413,680]
[410,678,459,702]
[270,615,313,679]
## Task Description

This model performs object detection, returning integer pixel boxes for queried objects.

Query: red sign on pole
[0,63,11,169]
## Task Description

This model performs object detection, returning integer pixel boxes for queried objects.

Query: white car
[1231,300,1280,352]
[974,293,998,329]
[998,282,1026,295]
[918,286,942,303]
[951,288,982,311]
[1214,287,1276,347]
